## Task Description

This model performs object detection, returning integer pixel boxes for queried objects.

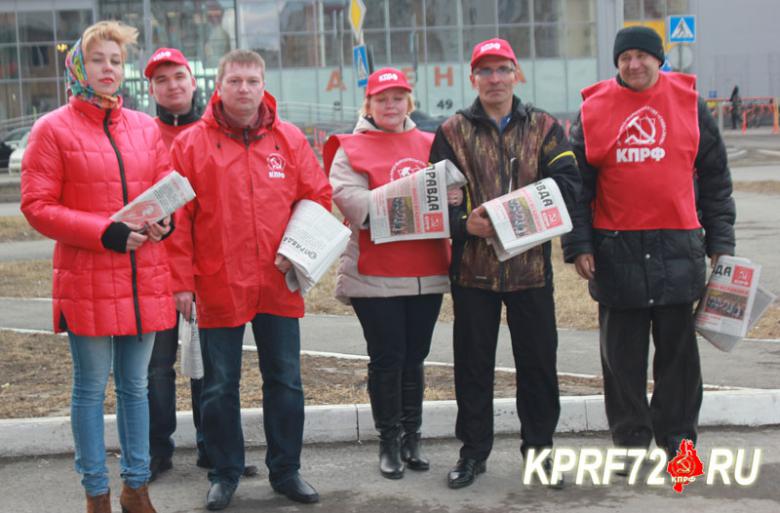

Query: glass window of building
[462,0,497,26]
[426,0,458,27]
[0,83,22,119]
[0,45,18,80]
[364,30,389,66]
[498,0,529,24]
[57,10,92,41]
[563,0,594,22]
[388,0,423,28]
[624,0,641,19]
[18,11,54,43]
[22,80,60,115]
[362,0,386,30]
[280,0,318,32]
[20,45,57,79]
[534,0,561,23]
[389,30,422,65]
[565,23,596,58]
[535,24,561,58]
[464,26,501,58]
[426,29,459,63]
[497,26,532,60]
[0,12,16,44]
[643,0,665,19]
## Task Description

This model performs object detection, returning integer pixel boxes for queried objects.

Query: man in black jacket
[430,38,581,489]
[562,26,735,460]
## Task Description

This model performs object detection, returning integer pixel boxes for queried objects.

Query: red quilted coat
[21,96,176,336]
[167,91,331,327]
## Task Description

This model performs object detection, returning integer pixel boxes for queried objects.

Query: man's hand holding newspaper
[695,255,776,351]
[480,177,572,262]
[277,199,351,295]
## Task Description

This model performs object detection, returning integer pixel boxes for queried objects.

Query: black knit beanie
[613,26,664,66]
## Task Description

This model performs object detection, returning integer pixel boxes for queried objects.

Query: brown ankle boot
[120,484,157,513]
[86,490,111,513]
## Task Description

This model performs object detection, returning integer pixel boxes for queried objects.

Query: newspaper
[111,170,196,225]
[178,307,203,379]
[695,256,775,351]
[277,199,351,295]
[482,178,572,262]
[368,159,466,244]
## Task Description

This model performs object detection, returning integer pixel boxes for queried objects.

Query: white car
[8,132,29,174]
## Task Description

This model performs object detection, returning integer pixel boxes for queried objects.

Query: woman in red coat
[21,21,174,513]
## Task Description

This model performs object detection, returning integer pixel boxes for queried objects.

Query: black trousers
[351,294,443,373]
[599,303,703,451]
[451,283,560,461]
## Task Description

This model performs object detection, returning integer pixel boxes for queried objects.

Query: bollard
[742,111,747,134]
[773,99,779,135]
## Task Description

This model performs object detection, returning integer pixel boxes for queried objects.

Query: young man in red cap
[562,26,735,461]
[144,47,258,481]
[167,49,330,510]
[430,37,580,489]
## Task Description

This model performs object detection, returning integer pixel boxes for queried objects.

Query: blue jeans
[200,314,303,487]
[147,322,204,460]
[68,332,155,496]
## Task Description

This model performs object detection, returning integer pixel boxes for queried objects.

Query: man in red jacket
[168,49,331,510]
[143,47,259,482]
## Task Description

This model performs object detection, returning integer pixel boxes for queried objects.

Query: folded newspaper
[277,199,351,295]
[178,306,203,379]
[695,256,776,352]
[111,170,196,225]
[482,177,572,262]
[368,159,466,244]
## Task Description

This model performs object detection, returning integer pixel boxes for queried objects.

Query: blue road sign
[661,58,672,72]
[353,45,369,88]
[669,15,696,43]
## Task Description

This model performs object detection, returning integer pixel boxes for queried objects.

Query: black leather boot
[400,364,429,471]
[368,368,405,479]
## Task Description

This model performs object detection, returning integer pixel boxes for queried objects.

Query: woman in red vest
[324,68,460,479]
[21,21,174,513]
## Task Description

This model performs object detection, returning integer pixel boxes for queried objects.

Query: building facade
[0,0,778,129]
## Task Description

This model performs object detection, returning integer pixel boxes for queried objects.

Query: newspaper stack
[178,306,203,379]
[695,256,776,352]
[482,177,572,262]
[277,199,351,295]
[111,170,196,224]
[369,159,466,244]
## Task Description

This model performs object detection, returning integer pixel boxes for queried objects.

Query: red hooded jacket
[21,96,176,336]
[167,91,332,327]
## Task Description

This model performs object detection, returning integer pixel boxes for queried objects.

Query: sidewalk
[2,428,779,513]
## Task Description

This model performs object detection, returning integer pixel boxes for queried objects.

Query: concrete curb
[2,389,779,458]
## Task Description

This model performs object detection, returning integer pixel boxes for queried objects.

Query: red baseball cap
[470,38,518,70]
[144,47,191,79]
[366,67,412,96]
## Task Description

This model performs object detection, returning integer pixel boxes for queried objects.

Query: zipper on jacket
[417,277,422,295]
[496,127,507,291]
[104,110,143,340]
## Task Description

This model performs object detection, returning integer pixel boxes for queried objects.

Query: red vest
[327,129,450,277]
[580,73,701,230]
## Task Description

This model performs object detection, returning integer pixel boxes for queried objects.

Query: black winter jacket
[561,79,736,308]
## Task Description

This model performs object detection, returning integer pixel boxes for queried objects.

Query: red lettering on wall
[434,66,453,87]
[326,70,347,91]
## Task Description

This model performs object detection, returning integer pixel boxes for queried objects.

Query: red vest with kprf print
[332,129,450,277]
[580,73,701,230]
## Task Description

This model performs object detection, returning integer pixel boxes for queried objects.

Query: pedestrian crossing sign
[353,44,369,88]
[669,15,696,43]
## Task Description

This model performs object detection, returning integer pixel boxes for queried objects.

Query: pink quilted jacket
[21,96,176,337]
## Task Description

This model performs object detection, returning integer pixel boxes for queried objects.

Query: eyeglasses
[473,66,516,78]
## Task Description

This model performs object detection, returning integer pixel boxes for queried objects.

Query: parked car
[8,131,29,174]
[0,126,31,169]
